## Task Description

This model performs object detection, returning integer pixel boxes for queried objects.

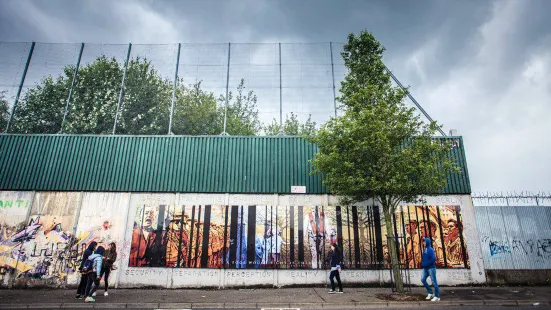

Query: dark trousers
[329,270,343,291]
[85,272,100,297]
[99,268,111,291]
[76,273,87,296]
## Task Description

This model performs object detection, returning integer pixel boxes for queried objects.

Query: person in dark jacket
[327,243,343,294]
[84,246,105,303]
[76,241,97,299]
[99,242,117,296]
[421,238,440,302]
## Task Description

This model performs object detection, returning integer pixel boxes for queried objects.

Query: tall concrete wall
[475,205,551,284]
[0,191,484,288]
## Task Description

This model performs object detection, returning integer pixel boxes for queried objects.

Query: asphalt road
[22,306,551,310]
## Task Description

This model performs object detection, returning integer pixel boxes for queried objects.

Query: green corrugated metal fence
[0,135,471,194]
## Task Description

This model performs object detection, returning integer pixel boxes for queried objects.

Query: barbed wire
[471,191,551,206]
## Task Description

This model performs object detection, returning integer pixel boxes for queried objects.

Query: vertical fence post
[278,42,283,135]
[330,42,337,118]
[113,43,132,135]
[60,43,85,133]
[5,41,35,133]
[168,43,181,135]
[222,43,231,135]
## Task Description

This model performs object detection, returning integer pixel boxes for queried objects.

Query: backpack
[81,258,94,273]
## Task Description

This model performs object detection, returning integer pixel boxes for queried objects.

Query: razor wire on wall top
[0,42,437,136]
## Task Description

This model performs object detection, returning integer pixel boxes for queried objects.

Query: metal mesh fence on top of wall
[0,42,352,135]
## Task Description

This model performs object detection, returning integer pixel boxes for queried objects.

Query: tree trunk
[382,205,405,293]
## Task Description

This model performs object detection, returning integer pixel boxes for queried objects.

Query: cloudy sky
[1,0,550,194]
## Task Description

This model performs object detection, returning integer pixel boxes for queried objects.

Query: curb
[0,300,549,309]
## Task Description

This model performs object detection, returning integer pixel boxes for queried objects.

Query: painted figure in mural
[254,235,265,268]
[130,206,168,267]
[421,238,440,302]
[99,242,117,296]
[404,220,420,268]
[76,241,97,299]
[327,243,343,294]
[419,220,444,267]
[444,219,464,267]
[305,210,325,269]
[267,228,283,267]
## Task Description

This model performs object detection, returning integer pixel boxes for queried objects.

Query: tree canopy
[309,30,458,292]
[0,91,9,132]
[7,56,315,136]
[264,112,317,136]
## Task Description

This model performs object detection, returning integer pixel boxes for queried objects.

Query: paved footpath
[0,286,550,309]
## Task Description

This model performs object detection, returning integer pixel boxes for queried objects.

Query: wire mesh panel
[281,43,334,129]
[174,43,229,135]
[230,43,280,134]
[117,44,178,135]
[0,42,33,133]
[9,43,81,133]
[63,44,129,134]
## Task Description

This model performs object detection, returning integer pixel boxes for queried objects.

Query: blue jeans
[421,267,439,298]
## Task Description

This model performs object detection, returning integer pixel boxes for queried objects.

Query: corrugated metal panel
[0,134,470,194]
[474,206,551,270]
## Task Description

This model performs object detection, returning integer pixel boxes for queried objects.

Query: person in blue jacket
[84,246,105,303]
[421,238,440,301]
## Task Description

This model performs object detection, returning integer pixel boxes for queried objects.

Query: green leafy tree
[0,91,9,132]
[11,56,173,134]
[10,56,262,136]
[172,81,221,135]
[264,112,317,136]
[309,31,458,293]
[218,79,262,135]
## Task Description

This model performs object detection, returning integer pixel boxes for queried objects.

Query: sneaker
[84,297,95,303]
[328,290,336,294]
[426,293,434,300]
[75,294,81,299]
[92,292,96,297]
[431,297,440,302]
[104,291,109,296]
[336,290,344,294]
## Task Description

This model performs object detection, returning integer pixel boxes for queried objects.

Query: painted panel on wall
[16,192,81,284]
[127,203,470,270]
[476,206,551,270]
[67,193,129,284]
[0,191,34,283]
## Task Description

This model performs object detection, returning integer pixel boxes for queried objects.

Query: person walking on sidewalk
[421,238,440,302]
[99,242,117,296]
[327,243,343,294]
[76,241,97,299]
[84,246,105,303]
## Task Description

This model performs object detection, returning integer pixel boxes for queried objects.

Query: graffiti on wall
[128,204,470,270]
[0,193,125,284]
[475,205,551,269]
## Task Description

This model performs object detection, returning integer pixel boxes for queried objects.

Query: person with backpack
[99,242,117,296]
[76,241,97,299]
[421,237,440,302]
[84,246,105,303]
[327,243,343,294]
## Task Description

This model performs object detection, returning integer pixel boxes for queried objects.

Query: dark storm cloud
[0,0,550,192]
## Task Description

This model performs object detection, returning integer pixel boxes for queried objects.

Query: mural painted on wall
[0,192,34,282]
[392,205,469,269]
[128,204,470,270]
[0,192,127,284]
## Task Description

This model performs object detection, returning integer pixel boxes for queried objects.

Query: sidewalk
[0,286,550,309]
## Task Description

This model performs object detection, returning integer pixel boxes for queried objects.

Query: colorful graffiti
[0,193,126,284]
[128,204,470,270]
